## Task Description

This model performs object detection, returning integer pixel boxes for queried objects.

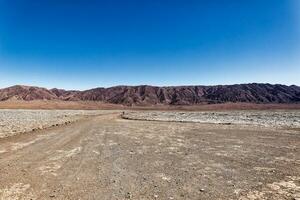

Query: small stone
[125,192,132,199]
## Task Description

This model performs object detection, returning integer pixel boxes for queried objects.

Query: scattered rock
[125,192,132,199]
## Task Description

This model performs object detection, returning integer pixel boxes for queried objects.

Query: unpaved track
[0,113,299,200]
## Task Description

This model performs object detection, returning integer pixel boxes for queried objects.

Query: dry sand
[0,100,299,110]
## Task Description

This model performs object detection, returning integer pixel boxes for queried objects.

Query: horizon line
[1,82,299,91]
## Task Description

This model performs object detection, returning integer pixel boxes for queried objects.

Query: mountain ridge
[0,83,299,105]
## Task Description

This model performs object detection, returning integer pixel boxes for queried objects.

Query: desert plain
[0,109,299,200]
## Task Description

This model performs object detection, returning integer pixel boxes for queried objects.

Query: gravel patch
[123,110,300,128]
[0,109,116,138]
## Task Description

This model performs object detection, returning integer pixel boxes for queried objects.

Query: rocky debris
[0,110,114,138]
[122,110,300,128]
[0,83,299,105]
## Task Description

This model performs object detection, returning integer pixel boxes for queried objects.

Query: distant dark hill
[0,85,57,101]
[0,84,299,105]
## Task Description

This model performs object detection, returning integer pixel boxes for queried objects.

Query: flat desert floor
[0,110,299,200]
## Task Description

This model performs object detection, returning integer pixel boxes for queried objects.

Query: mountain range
[0,84,299,106]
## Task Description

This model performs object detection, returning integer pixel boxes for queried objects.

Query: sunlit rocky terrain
[0,110,115,138]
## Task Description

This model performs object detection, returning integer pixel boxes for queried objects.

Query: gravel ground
[123,110,300,128]
[0,112,299,199]
[1,110,299,139]
[0,109,117,138]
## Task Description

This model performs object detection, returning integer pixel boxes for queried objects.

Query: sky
[0,0,299,90]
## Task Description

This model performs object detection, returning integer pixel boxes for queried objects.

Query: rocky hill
[0,84,299,105]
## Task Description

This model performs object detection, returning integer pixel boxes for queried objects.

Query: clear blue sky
[0,0,299,90]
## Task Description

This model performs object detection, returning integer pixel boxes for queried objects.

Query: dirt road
[0,113,299,200]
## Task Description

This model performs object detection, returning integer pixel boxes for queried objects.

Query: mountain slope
[0,84,299,105]
[0,85,58,101]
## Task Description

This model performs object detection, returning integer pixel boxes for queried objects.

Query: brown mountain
[0,85,58,101]
[0,84,299,105]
